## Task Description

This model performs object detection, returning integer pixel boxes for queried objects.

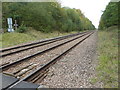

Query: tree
[99,2,118,30]
[2,2,95,33]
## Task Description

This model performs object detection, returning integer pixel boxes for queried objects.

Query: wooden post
[14,20,18,30]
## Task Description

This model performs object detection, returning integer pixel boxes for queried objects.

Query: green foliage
[0,32,36,48]
[99,2,119,30]
[16,24,27,33]
[2,2,95,33]
[97,28,118,88]
[1,28,78,48]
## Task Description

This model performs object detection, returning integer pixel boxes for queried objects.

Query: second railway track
[0,31,89,67]
[0,31,88,57]
[1,31,94,90]
[0,32,81,52]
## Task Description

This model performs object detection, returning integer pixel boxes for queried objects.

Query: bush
[16,25,27,33]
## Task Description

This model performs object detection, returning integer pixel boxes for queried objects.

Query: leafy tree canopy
[99,2,119,30]
[2,1,95,33]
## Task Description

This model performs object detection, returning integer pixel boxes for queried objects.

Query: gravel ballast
[1,34,83,65]
[3,34,90,79]
[39,31,103,88]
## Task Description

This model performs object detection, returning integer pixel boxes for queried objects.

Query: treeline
[2,2,95,33]
[99,2,119,30]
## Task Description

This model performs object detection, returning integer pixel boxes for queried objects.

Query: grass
[0,32,36,48]
[92,27,118,88]
[0,28,78,48]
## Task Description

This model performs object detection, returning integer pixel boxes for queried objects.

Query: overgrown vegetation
[16,24,27,33]
[97,28,118,88]
[2,1,95,33]
[99,2,119,29]
[96,2,119,88]
[0,28,78,48]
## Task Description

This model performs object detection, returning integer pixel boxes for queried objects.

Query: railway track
[0,31,89,67]
[0,32,78,52]
[0,31,86,57]
[1,31,94,89]
[1,31,90,74]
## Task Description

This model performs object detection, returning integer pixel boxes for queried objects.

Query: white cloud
[61,0,111,28]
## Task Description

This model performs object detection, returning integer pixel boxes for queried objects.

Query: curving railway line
[1,31,94,90]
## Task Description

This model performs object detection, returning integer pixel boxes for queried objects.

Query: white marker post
[7,18,14,32]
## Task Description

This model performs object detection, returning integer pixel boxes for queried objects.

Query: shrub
[16,25,27,33]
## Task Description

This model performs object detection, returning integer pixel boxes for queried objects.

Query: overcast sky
[61,0,111,28]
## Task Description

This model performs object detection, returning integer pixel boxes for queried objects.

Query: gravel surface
[3,34,89,79]
[39,31,103,88]
[1,34,82,65]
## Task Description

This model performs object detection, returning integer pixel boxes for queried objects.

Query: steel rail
[0,31,90,57]
[6,31,94,90]
[0,31,88,52]
[1,31,90,71]
[1,36,77,57]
